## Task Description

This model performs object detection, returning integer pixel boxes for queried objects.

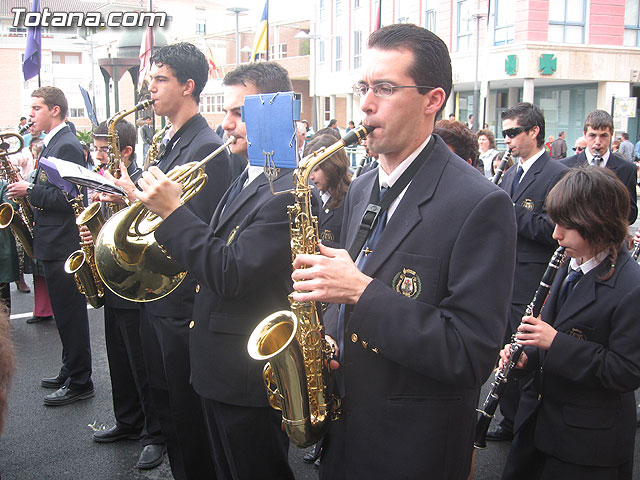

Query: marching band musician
[487,102,568,442]
[113,42,232,480]
[8,86,94,407]
[291,24,516,480]
[86,120,166,470]
[132,61,302,480]
[561,110,638,225]
[501,167,640,480]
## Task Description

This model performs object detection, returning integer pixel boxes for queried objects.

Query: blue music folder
[242,91,301,169]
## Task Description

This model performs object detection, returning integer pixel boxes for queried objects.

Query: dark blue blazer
[515,250,640,468]
[561,151,638,224]
[323,136,517,479]
[500,152,568,305]
[318,200,345,248]
[29,125,84,261]
[155,168,319,407]
[145,113,231,318]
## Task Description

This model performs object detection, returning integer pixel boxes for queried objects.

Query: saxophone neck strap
[347,135,436,261]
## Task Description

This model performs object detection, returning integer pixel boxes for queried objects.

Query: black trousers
[139,308,214,480]
[42,259,92,389]
[104,303,163,445]
[201,397,293,480]
[502,413,632,480]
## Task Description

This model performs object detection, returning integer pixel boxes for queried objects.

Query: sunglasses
[503,126,530,139]
[572,146,584,152]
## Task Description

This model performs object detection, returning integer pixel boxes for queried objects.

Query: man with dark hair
[561,110,637,224]
[116,42,232,480]
[434,119,482,173]
[7,86,93,406]
[140,116,154,161]
[290,24,516,479]
[550,130,567,159]
[133,60,298,478]
[487,102,568,442]
[88,120,165,470]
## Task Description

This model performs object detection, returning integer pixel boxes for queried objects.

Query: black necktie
[511,165,523,198]
[556,268,583,312]
[224,169,249,208]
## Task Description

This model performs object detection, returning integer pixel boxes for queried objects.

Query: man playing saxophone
[113,42,231,480]
[84,119,166,470]
[7,86,93,407]
[290,24,517,480]
[132,61,306,480]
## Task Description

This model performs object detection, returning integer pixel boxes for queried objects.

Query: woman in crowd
[477,129,500,178]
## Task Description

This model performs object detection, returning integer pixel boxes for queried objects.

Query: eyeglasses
[352,82,436,98]
[572,146,585,152]
[93,146,110,154]
[502,126,532,139]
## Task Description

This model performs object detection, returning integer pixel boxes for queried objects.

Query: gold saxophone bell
[94,136,235,302]
[0,202,34,258]
[65,200,106,308]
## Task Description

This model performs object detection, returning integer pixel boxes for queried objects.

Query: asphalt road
[1,279,638,479]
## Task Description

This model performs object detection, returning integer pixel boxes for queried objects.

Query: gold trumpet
[0,132,35,258]
[94,136,235,302]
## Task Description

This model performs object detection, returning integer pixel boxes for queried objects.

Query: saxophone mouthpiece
[342,124,374,147]
[137,98,155,109]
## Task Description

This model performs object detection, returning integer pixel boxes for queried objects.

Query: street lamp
[471,7,487,133]
[227,7,249,65]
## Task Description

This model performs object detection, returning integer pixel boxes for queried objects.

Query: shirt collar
[43,122,67,147]
[585,148,610,167]
[517,148,545,176]
[378,135,431,190]
[569,250,610,275]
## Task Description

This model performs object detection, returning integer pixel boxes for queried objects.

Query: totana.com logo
[12,8,168,28]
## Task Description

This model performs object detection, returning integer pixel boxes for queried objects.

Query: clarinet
[491,149,512,185]
[631,241,640,262]
[474,246,566,449]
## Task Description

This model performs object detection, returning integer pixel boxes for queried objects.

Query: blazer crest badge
[393,268,422,298]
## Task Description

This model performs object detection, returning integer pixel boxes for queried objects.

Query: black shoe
[136,444,166,470]
[27,315,53,324]
[43,385,94,406]
[314,457,321,469]
[40,374,67,389]
[303,446,322,463]
[93,425,141,443]
[486,426,513,441]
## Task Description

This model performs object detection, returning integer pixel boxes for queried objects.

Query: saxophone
[247,125,373,448]
[0,132,35,258]
[144,123,170,170]
[64,192,106,309]
[103,99,154,214]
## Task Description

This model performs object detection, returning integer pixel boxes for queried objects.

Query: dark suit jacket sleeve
[348,188,517,388]
[182,142,231,224]
[30,141,84,214]
[543,284,640,392]
[155,191,292,298]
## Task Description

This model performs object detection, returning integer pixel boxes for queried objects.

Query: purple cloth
[22,0,41,81]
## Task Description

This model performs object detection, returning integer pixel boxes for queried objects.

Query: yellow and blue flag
[250,0,268,62]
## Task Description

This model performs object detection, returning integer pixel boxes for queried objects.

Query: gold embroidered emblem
[392,268,422,298]
[39,169,48,183]
[320,229,335,243]
[568,328,586,341]
[227,226,239,245]
[521,198,534,211]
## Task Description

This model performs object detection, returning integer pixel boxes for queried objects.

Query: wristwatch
[26,183,34,195]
